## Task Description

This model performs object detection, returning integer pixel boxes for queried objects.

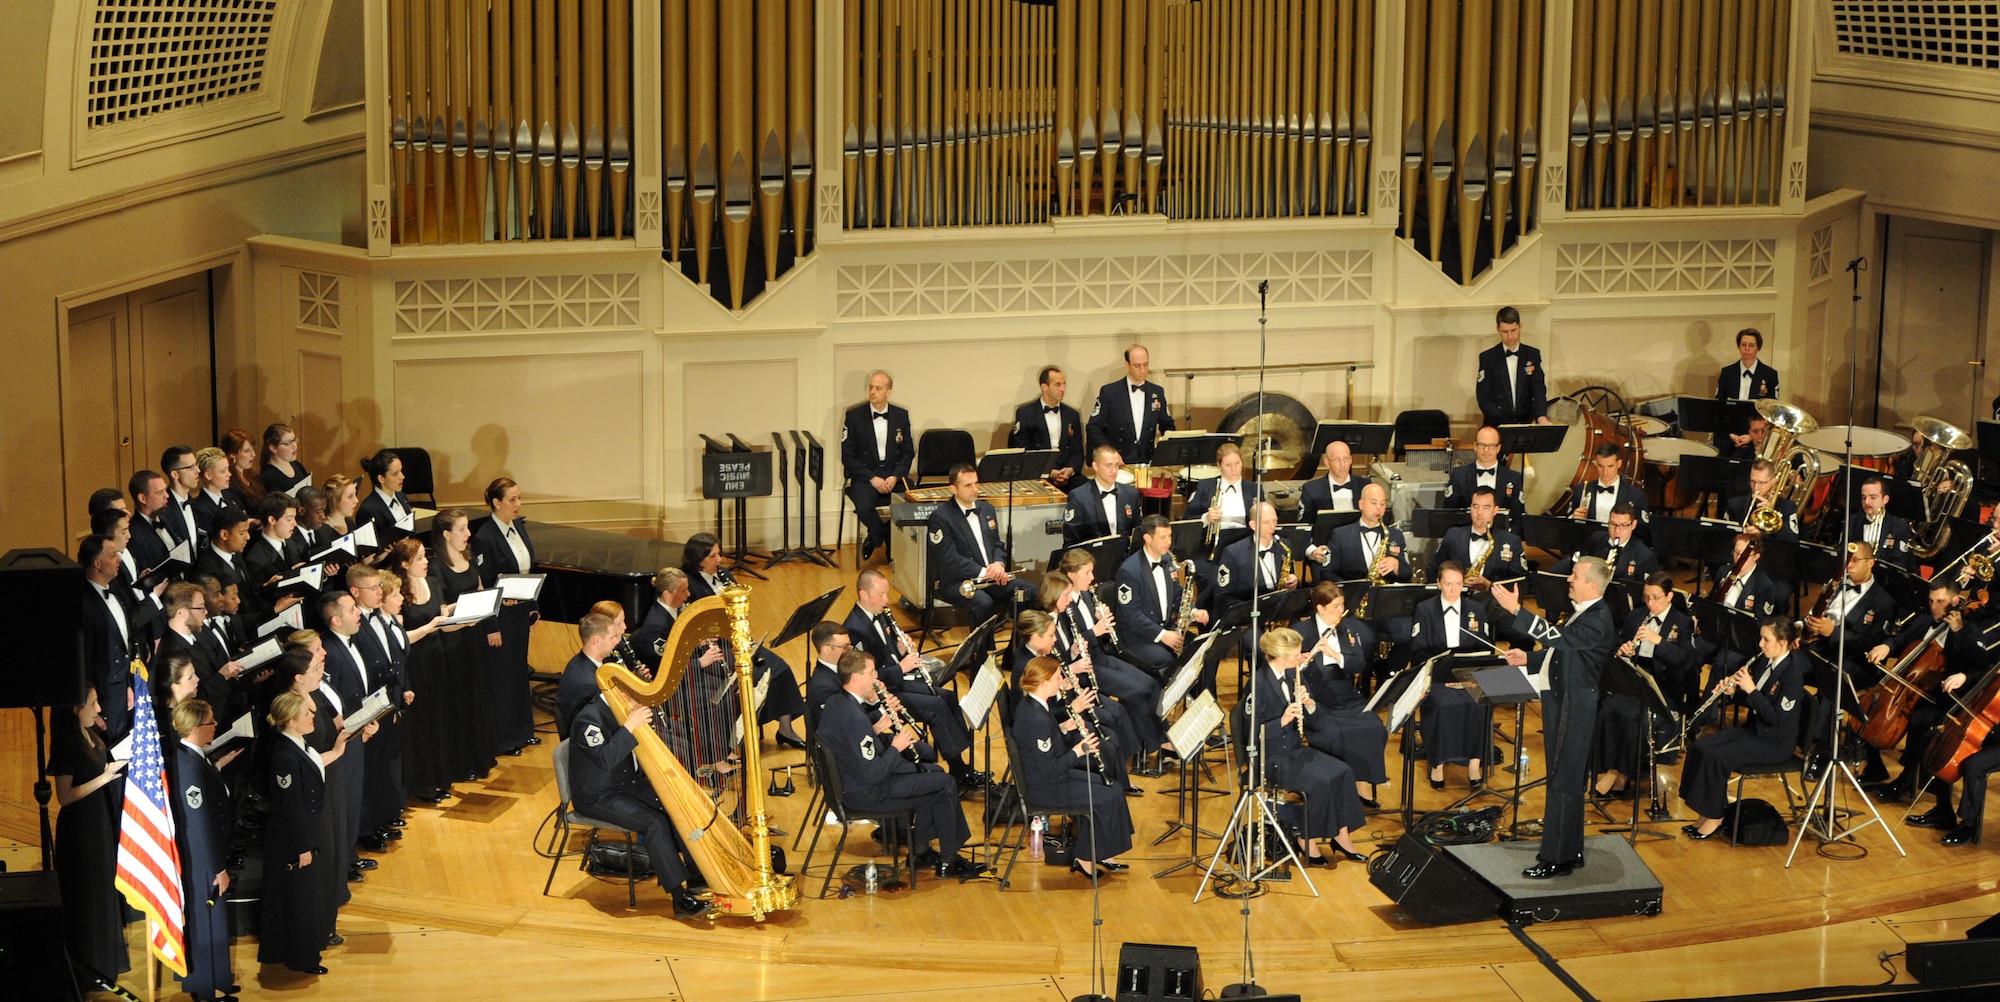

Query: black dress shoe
[911,848,941,869]
[1301,853,1330,868]
[1123,784,1144,797]
[356,836,388,853]
[289,964,329,975]
[386,817,408,827]
[352,856,380,870]
[1337,848,1369,863]
[1069,858,1100,878]
[414,790,448,804]
[376,827,404,841]
[955,770,992,793]
[1908,807,1959,830]
[672,889,711,918]
[1522,860,1574,879]
[1359,797,1381,811]
[524,736,543,746]
[1862,781,1910,803]
[218,993,240,1002]
[1098,860,1129,873]
[1685,825,1721,841]
[1942,824,1978,847]
[325,932,345,946]
[1469,775,1486,792]
[346,869,365,883]
[223,984,243,993]
[775,732,808,750]
[1429,775,1446,791]
[503,747,525,757]
[938,855,990,879]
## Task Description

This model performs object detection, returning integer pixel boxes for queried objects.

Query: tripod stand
[1788,255,1906,866]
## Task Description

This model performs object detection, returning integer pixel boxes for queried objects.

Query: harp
[595,589,797,920]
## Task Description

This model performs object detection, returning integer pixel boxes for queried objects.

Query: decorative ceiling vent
[86,0,279,129]
[1832,2,2000,70]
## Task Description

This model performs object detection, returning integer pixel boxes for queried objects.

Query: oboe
[869,681,924,763]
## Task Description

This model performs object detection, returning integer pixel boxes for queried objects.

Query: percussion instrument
[1797,425,1909,473]
[1628,414,1671,437]
[1641,436,1716,511]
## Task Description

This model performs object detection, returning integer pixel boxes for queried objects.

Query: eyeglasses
[168,464,196,474]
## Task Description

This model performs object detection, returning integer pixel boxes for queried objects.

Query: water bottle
[863,862,878,894]
[1518,745,1531,775]
[1029,815,1046,860]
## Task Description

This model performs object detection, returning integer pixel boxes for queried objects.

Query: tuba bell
[1747,399,1822,531]
[1907,415,1976,558]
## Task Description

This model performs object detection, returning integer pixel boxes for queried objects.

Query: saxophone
[1173,559,1199,633]
[1354,561,1388,619]
[1469,532,1495,582]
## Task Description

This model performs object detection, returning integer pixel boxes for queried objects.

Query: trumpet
[869,681,924,763]
[959,578,1001,599]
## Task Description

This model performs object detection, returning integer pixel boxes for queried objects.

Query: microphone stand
[1073,697,1110,1002]
[1787,256,1906,864]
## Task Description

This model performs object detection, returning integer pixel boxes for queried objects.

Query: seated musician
[1717,327,1780,408]
[1409,562,1494,791]
[555,612,620,740]
[842,369,915,563]
[1429,487,1527,588]
[1801,542,1897,690]
[1442,426,1526,522]
[845,568,988,791]
[1252,628,1371,867]
[802,622,852,720]
[1593,573,1700,797]
[1696,531,1788,686]
[1085,344,1175,466]
[1185,443,1261,561]
[927,463,1037,627]
[1897,664,2000,847]
[1565,444,1649,530]
[820,650,989,879]
[1112,515,1211,681]
[1850,477,1917,571]
[1063,445,1141,548]
[1722,458,1800,543]
[1011,610,1135,794]
[1215,502,1298,613]
[1298,439,1366,524]
[1015,655,1136,878]
[1312,482,1409,589]
[665,549,808,748]
[1009,365,1084,490]
[1291,583,1390,808]
[1549,502,1657,582]
[630,569,738,781]
[1860,579,1986,808]
[1724,414,1770,463]
[1046,566,1170,769]
[566,693,710,916]
[1679,618,1806,840]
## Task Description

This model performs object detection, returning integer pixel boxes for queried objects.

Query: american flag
[113,657,187,977]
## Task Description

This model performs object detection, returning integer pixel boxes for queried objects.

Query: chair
[799,740,919,899]
[1390,409,1452,461]
[1227,698,1310,841]
[913,429,976,488]
[388,446,437,505]
[789,698,827,853]
[542,741,643,908]
[1728,691,1815,847]
[985,683,1087,889]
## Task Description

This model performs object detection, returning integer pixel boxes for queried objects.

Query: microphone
[1256,279,1270,295]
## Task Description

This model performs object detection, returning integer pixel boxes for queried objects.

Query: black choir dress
[259,734,327,971]
[52,727,128,983]
[399,575,449,795]
[438,558,498,780]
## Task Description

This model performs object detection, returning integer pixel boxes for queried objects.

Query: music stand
[1979,421,2000,483]
[698,436,771,579]
[1275,526,1312,563]
[1531,571,1575,621]
[1520,514,1600,562]
[1365,659,1434,832]
[1075,533,1129,586]
[1652,515,1739,571]
[1678,396,1759,438]
[1168,519,1209,562]
[1409,507,1472,539]
[1691,600,1762,670]
[766,433,815,569]
[1150,433,1243,482]
[1298,421,1395,478]
[1361,583,1434,624]
[1595,656,1682,843]
[1679,454,1751,517]
[1496,423,1570,460]
[770,586,844,652]
[1309,510,1363,546]
[1450,656,1541,831]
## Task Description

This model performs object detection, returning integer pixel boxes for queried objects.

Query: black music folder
[1496,423,1570,457]
[1299,421,1395,477]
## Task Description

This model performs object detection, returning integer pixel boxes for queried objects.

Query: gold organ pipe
[668,0,692,248]
[533,0,557,236]
[469,0,491,242]
[1491,0,1519,259]
[720,0,754,306]
[840,0,859,230]
[1653,0,1679,207]
[610,0,634,238]
[1099,0,1121,214]
[1457,0,1491,281]
[1425,0,1456,265]
[1567,0,1592,211]
[1676,0,1699,207]
[1335,0,1358,219]
[1400,0,1426,239]
[910,0,931,227]
[1296,0,1320,214]
[558,0,581,239]
[1077,0,1098,215]
[689,0,718,277]
[1589,0,1614,209]
[1056,0,1077,215]
[1748,0,1774,204]
[1516,0,1542,230]
[1769,0,1790,203]
[895,0,915,228]
[1633,0,1658,208]
[1611,0,1637,209]
[1694,0,1718,207]
[512,0,535,237]
[1352,0,1374,218]
[858,0,878,228]
[427,0,450,240]
[1143,0,1165,212]
[582,0,607,239]
[448,0,470,241]
[490,0,516,239]
[1124,0,1148,205]
[389,0,411,241]
[1730,0,1754,204]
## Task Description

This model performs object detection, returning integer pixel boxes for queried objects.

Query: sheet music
[258,604,304,637]
[352,522,379,550]
[277,564,324,591]
[1527,650,1554,694]
[285,473,313,496]
[1159,633,1218,716]
[394,509,416,532]
[1167,691,1224,759]
[237,637,283,670]
[165,538,192,567]
[342,687,393,735]
[203,712,255,753]
[309,532,356,563]
[110,733,132,761]
[959,656,1003,730]
[496,573,545,601]
[438,588,500,625]
[1383,658,1436,734]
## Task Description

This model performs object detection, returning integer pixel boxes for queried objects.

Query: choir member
[51,689,129,991]
[260,689,352,975]
[259,422,312,499]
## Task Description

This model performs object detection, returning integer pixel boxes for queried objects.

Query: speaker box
[1908,912,2000,986]
[0,870,81,1001]
[1367,833,1505,926]
[0,549,85,710]
[1116,942,1202,1001]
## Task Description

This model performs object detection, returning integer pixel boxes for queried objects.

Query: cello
[1923,661,2000,785]
[1850,614,1955,751]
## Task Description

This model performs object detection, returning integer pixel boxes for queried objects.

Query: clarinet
[612,634,654,681]
[869,681,924,763]
[1055,624,1108,742]
[1054,685,1111,781]
[716,566,739,589]
[884,615,939,695]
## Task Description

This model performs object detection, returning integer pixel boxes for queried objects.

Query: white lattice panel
[297,272,341,331]
[835,250,1372,319]
[393,274,642,334]
[1554,240,1778,295]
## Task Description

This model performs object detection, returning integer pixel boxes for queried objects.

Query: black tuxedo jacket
[1722,493,1801,542]
[840,403,915,483]
[1215,535,1295,606]
[1063,480,1142,547]
[1298,473,1367,523]
[1293,614,1374,708]
[155,628,227,714]
[1086,379,1175,464]
[1550,531,1660,581]
[804,663,844,719]
[82,581,144,731]
[1442,462,1526,520]
[1716,361,1780,401]
[925,501,1009,590]
[1428,525,1528,583]
[194,548,251,604]
[1184,478,1263,524]
[1806,580,1898,658]
[190,491,238,543]
[1476,343,1549,426]
[1716,566,1787,619]
[355,488,415,542]
[320,632,373,710]
[1009,400,1084,476]
[1566,479,1649,524]
[1409,595,1498,664]
[240,535,299,612]
[1620,604,1699,674]
[127,512,174,576]
[1114,549,1184,645]
[1323,521,1411,582]
[1848,512,1918,570]
[631,601,679,675]
[843,604,918,692]
[471,516,537,580]
[160,493,200,549]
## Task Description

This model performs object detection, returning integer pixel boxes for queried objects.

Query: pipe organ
[1565,0,1791,212]
[385,0,637,244]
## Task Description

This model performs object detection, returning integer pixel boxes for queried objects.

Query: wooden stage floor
[5,548,1999,1001]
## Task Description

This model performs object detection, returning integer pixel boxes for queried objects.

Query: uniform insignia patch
[1781,696,1797,712]
[1065,507,1076,522]
[1037,737,1052,753]
[1150,398,1160,411]
[1505,483,1516,496]
[277,774,292,789]
[1525,362,1536,375]
[584,724,605,748]
[1501,544,1514,561]
[1117,583,1133,605]
[896,429,905,443]
[841,424,848,442]
[1013,421,1022,436]
[986,517,997,529]
[1467,616,1479,631]
[1091,398,1102,417]
[1411,620,1422,638]
[929,529,944,545]
[860,736,877,761]
[1477,369,1486,383]
[1217,564,1232,587]
[185,786,203,810]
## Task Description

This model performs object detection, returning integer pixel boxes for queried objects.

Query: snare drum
[1803,450,1843,522]
[1798,426,1910,473]
[1643,437,1717,510]
[1628,415,1671,437]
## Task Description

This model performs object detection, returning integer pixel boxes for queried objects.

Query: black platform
[1445,834,1664,926]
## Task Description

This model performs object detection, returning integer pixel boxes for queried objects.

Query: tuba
[596,590,797,920]
[1907,415,1976,558]
[1745,399,1821,533]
